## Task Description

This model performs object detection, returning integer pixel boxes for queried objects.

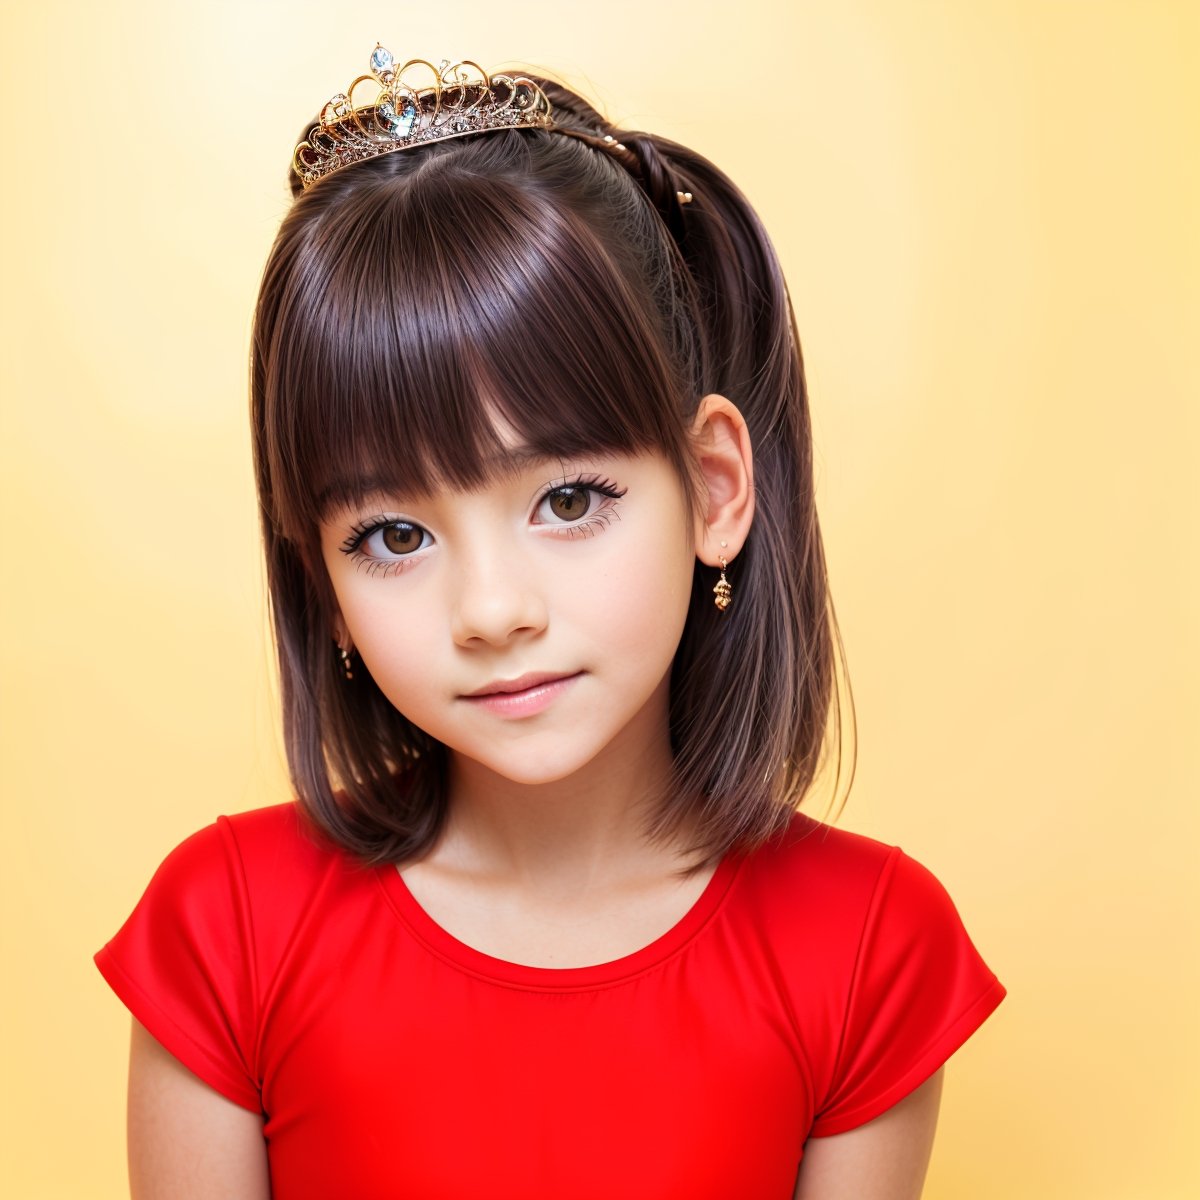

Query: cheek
[351,612,445,723]
[330,577,436,685]
[586,525,695,659]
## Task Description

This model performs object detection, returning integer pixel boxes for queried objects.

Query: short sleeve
[808,846,1006,1137]
[94,819,262,1112]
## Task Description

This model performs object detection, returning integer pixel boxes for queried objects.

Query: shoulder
[158,801,343,880]
[95,801,342,1114]
[726,809,984,977]
[734,809,906,911]
[723,810,1005,1138]
[128,801,359,951]
[744,809,961,896]
[98,801,370,1024]
[216,800,343,870]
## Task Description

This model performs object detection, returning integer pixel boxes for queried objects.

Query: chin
[454,742,607,788]
[487,758,592,787]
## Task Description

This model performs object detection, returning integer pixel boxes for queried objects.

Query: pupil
[382,524,420,554]
[551,488,589,520]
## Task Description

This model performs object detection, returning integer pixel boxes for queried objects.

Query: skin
[128,1019,270,1200]
[127,395,944,1196]
[793,1068,945,1199]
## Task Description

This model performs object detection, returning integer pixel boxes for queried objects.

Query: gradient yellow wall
[3,2,1196,1197]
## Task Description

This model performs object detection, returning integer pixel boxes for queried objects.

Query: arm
[128,1017,271,1200]
[792,1067,945,1200]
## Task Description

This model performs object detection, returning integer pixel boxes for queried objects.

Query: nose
[447,534,548,648]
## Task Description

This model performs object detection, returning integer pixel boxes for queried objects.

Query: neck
[435,678,690,894]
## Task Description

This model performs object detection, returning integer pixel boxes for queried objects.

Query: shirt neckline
[374,846,745,991]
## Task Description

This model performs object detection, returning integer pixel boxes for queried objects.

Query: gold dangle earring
[339,645,355,681]
[713,540,733,613]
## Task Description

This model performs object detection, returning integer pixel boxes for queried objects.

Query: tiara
[293,48,559,189]
[292,45,695,207]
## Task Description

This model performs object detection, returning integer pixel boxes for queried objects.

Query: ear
[331,610,351,651]
[689,393,755,564]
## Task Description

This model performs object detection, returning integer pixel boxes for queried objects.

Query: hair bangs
[262,160,692,541]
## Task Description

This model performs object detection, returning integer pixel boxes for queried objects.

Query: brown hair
[250,74,853,870]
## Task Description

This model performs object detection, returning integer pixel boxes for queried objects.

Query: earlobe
[331,614,356,680]
[689,393,755,565]
[332,612,351,653]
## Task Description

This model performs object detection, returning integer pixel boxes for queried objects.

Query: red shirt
[95,803,1005,1198]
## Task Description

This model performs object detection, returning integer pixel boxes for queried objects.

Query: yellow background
[2,1,1196,1196]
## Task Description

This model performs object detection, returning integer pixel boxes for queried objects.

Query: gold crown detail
[293,47,557,189]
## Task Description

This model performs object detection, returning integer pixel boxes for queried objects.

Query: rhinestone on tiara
[293,49,555,189]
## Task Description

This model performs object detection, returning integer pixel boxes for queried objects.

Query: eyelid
[337,515,432,570]
[335,472,628,568]
[530,474,627,525]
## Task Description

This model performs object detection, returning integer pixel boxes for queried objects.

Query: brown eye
[546,487,592,521]
[380,523,424,554]
[339,517,432,567]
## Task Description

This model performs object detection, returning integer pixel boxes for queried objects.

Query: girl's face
[318,441,698,788]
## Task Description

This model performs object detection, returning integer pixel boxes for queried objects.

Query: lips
[462,670,580,698]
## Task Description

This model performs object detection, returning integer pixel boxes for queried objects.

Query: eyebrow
[315,447,575,513]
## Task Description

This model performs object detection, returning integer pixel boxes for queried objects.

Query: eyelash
[338,475,628,578]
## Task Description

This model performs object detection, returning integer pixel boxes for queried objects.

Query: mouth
[462,670,582,699]
[459,671,584,717]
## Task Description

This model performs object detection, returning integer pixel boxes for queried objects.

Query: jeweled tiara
[294,47,566,190]
[292,45,695,210]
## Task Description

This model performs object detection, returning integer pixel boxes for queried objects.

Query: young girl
[95,49,1005,1199]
